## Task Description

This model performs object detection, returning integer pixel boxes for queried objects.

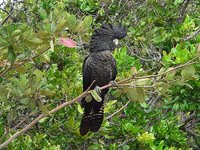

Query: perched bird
[80,23,127,136]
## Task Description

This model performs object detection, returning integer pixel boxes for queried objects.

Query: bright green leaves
[181,14,195,31]
[162,43,197,66]
[153,119,187,145]
[137,132,155,144]
[8,133,61,149]
[123,123,141,135]
[38,8,48,20]
[174,0,184,5]
[77,103,83,114]
[78,0,98,13]
[137,132,168,150]
[114,47,141,75]
[104,100,117,113]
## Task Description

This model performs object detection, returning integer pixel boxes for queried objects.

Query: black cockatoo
[80,23,127,136]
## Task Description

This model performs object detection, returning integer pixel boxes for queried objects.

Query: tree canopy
[0,0,200,149]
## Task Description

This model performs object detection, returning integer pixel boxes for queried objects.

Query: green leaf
[0,38,8,50]
[104,100,117,113]
[16,66,27,74]
[124,123,134,132]
[140,102,148,108]
[50,39,54,52]
[83,15,93,28]
[55,20,67,32]
[135,78,151,86]
[33,69,43,83]
[40,90,56,96]
[39,117,49,123]
[130,67,138,75]
[0,85,8,102]
[155,140,164,150]
[11,29,22,37]
[7,46,16,64]
[77,104,83,114]
[28,38,43,44]
[38,8,47,20]
[174,0,184,5]
[74,15,92,33]
[40,54,50,63]
[165,67,176,81]
[20,98,31,105]
[38,101,49,114]
[85,94,93,102]
[7,109,17,122]
[125,87,145,102]
[181,65,196,79]
[91,90,102,102]
[66,14,77,32]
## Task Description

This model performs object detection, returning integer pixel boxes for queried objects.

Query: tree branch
[106,100,131,120]
[0,4,15,26]
[183,28,200,41]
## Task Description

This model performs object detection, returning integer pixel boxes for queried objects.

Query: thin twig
[0,7,14,26]
[106,100,131,120]
[118,84,155,88]
[178,0,191,23]
[134,61,198,80]
[183,28,200,41]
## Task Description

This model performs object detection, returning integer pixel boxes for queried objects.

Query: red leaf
[59,38,77,48]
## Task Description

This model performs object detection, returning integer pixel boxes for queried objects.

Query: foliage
[0,0,200,149]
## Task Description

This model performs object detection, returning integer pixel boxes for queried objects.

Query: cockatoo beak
[113,39,119,46]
